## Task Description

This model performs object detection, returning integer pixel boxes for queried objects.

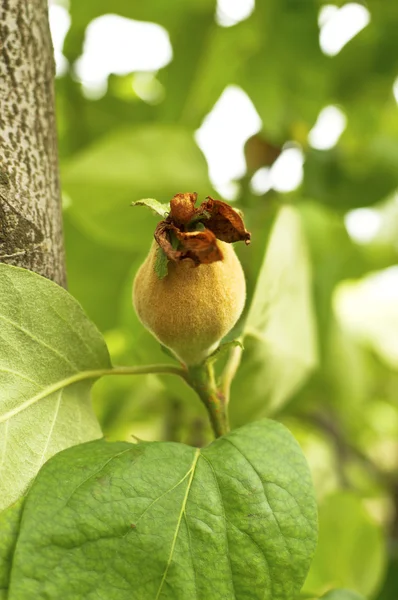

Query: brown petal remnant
[154,192,251,267]
[170,192,197,225]
[173,227,223,265]
[199,197,251,245]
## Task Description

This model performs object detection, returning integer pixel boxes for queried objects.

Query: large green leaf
[230,205,318,426]
[62,124,212,250]
[303,492,386,598]
[0,265,110,511]
[4,419,317,600]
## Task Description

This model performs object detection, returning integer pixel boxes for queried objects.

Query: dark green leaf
[0,499,24,599]
[154,245,169,279]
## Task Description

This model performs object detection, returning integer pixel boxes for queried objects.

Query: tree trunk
[0,0,66,287]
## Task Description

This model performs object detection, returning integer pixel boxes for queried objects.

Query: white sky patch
[48,1,71,77]
[334,267,398,369]
[250,167,272,195]
[216,0,255,27]
[319,3,371,56]
[250,145,305,195]
[132,73,165,105]
[195,85,262,200]
[308,105,347,150]
[74,15,172,98]
[393,77,398,104]
[270,145,304,193]
[345,208,382,244]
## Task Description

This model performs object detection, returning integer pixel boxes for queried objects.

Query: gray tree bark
[0,0,66,287]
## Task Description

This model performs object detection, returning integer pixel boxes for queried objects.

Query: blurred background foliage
[49,0,398,597]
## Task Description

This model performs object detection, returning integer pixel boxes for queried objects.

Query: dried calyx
[154,192,251,269]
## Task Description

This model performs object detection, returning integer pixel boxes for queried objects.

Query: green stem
[187,363,229,438]
[1,359,232,441]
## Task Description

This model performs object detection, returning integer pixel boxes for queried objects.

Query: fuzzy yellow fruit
[133,240,246,365]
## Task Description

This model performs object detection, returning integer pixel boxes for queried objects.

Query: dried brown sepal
[170,192,197,225]
[173,226,223,265]
[197,197,251,245]
[153,193,250,270]
[154,221,182,262]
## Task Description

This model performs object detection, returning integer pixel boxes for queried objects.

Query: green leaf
[0,265,110,511]
[62,125,212,251]
[303,492,386,598]
[232,206,318,422]
[320,590,366,600]
[154,245,169,280]
[5,419,317,600]
[132,198,170,218]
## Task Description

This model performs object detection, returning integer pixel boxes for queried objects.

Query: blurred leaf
[62,124,211,250]
[303,492,386,598]
[230,205,318,423]
[68,0,215,31]
[64,212,135,332]
[320,591,366,600]
[239,0,328,141]
[5,419,317,600]
[0,265,109,511]
[376,550,398,600]
[297,202,365,359]
[303,148,398,210]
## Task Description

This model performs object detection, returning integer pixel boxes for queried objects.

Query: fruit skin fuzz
[133,240,246,366]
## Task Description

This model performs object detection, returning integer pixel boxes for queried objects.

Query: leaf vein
[200,454,237,600]
[0,314,78,373]
[154,449,200,600]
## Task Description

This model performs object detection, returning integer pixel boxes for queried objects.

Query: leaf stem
[0,364,188,424]
[187,363,229,438]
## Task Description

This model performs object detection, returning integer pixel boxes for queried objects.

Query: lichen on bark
[0,0,66,286]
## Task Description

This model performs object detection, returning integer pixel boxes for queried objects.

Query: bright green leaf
[6,419,317,600]
[132,198,170,218]
[0,265,110,511]
[239,206,318,415]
